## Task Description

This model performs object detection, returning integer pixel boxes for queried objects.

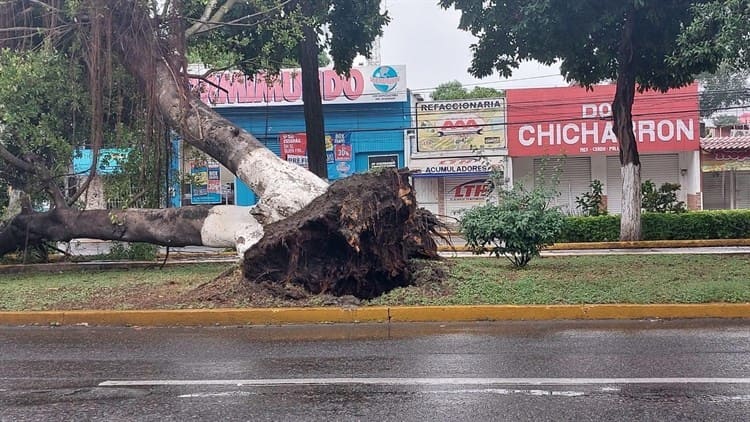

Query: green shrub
[575,179,607,216]
[641,180,686,213]
[460,184,564,267]
[557,210,750,242]
[106,242,158,261]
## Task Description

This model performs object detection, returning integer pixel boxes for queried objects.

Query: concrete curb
[1,304,748,327]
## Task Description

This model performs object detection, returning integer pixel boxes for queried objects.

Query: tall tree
[185,0,389,179]
[698,64,750,118]
[440,0,726,240]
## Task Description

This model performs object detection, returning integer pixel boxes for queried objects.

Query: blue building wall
[219,99,411,205]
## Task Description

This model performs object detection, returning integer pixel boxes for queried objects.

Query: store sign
[190,160,222,204]
[702,150,750,172]
[416,99,506,152]
[446,178,491,201]
[410,156,505,176]
[192,65,407,107]
[368,154,399,169]
[280,132,354,180]
[73,148,131,175]
[506,85,700,156]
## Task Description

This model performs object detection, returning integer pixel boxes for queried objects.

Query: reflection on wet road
[1,320,749,421]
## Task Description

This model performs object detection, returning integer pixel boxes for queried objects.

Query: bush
[575,179,607,216]
[106,242,158,261]
[558,210,750,242]
[460,184,564,267]
[641,180,686,213]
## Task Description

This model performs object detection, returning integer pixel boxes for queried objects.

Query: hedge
[557,210,750,242]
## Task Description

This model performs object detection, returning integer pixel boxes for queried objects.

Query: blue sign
[326,132,353,180]
[73,148,131,175]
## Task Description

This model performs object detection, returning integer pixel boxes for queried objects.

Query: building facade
[177,64,410,206]
[506,84,702,214]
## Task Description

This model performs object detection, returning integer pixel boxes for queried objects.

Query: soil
[49,259,454,311]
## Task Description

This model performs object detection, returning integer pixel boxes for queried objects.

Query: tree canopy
[430,80,503,101]
[439,0,739,240]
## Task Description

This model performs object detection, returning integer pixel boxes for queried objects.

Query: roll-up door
[534,157,591,214]
[607,154,679,214]
[414,177,440,215]
[735,171,750,209]
[702,171,729,210]
[443,175,491,220]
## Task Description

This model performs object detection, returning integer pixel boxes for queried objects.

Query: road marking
[99,377,750,387]
[179,391,256,398]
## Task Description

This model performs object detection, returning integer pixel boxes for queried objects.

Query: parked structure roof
[700,136,750,151]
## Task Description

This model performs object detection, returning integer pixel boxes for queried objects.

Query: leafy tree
[460,183,564,268]
[677,0,750,70]
[431,80,503,100]
[186,0,389,179]
[698,64,750,118]
[440,0,726,240]
[712,114,741,127]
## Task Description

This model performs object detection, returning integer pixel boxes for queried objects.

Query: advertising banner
[444,176,493,202]
[192,65,407,107]
[280,132,353,180]
[506,84,700,157]
[280,133,309,169]
[416,98,506,152]
[368,154,399,170]
[702,150,750,172]
[73,148,131,175]
[410,156,506,177]
[190,160,222,204]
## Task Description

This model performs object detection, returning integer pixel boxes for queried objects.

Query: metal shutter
[444,175,491,220]
[702,172,729,210]
[736,171,750,209]
[414,177,440,215]
[607,154,679,214]
[534,157,591,215]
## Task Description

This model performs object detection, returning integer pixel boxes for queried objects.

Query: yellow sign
[416,99,506,152]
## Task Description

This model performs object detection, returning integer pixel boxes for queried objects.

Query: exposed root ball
[242,169,445,299]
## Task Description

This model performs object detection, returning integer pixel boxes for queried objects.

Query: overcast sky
[378,0,567,95]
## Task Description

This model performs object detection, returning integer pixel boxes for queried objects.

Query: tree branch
[185,0,240,38]
[0,143,67,208]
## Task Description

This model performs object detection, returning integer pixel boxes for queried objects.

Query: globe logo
[370,66,400,93]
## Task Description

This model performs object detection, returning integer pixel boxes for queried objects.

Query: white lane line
[179,391,256,398]
[432,388,586,397]
[99,377,750,387]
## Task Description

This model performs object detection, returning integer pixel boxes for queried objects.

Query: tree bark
[0,205,262,256]
[613,9,641,241]
[299,0,328,179]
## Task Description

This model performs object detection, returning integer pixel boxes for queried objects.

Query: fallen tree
[0,0,444,299]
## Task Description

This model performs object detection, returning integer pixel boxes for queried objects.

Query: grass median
[0,255,748,311]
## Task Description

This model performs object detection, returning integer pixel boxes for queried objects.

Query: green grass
[1,256,749,311]
[371,255,750,306]
[0,264,226,311]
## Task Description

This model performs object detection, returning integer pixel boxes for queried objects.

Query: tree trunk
[299,0,328,179]
[613,9,641,241]
[0,205,260,256]
[83,174,107,210]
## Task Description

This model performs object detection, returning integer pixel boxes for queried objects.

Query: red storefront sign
[280,133,307,157]
[506,84,700,156]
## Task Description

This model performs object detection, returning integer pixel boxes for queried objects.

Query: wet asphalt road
[1,320,749,421]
